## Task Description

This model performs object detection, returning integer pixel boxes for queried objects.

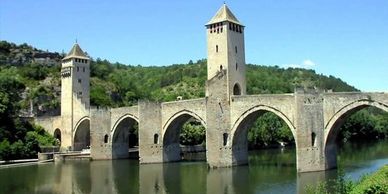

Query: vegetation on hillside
[0,41,387,159]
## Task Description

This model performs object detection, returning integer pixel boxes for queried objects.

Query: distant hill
[0,41,358,114]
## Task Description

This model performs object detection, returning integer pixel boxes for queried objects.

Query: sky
[1,0,387,92]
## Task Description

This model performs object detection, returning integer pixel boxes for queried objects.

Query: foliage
[0,66,57,160]
[247,112,294,148]
[338,108,388,142]
[350,165,388,194]
[306,165,388,194]
[180,121,206,145]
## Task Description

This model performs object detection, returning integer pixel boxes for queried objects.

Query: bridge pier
[294,90,328,172]
[138,101,164,163]
[90,108,113,159]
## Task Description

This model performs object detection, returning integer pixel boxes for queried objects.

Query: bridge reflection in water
[0,141,387,194]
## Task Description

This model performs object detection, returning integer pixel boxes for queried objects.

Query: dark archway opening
[163,114,206,162]
[54,128,61,146]
[74,119,90,151]
[325,106,388,169]
[112,117,139,159]
[233,83,241,95]
[232,110,295,168]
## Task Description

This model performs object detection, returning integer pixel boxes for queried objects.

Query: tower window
[236,63,238,70]
[83,67,85,72]
[311,132,316,147]
[78,79,82,83]
[154,134,159,144]
[229,23,232,30]
[78,92,82,96]
[235,46,237,53]
[104,134,109,143]
[223,133,228,146]
[216,45,218,53]
[233,83,241,95]
[220,65,223,71]
[77,67,79,72]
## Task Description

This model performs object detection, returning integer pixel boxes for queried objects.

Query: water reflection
[0,140,387,194]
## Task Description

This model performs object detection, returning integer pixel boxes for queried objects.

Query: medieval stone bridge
[35,4,388,172]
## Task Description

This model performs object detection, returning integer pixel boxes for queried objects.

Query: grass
[306,165,388,194]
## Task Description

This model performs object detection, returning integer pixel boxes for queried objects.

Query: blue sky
[1,0,387,92]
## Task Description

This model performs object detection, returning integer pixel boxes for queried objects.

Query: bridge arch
[73,116,90,151]
[231,105,296,146]
[324,99,388,168]
[111,114,139,159]
[162,110,206,162]
[324,99,388,146]
[230,105,296,165]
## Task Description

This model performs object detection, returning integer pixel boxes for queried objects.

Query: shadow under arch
[324,99,388,169]
[111,114,139,159]
[73,117,90,151]
[162,110,207,162]
[230,105,297,165]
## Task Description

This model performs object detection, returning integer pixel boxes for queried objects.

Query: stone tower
[206,3,246,97]
[205,4,246,167]
[60,43,90,150]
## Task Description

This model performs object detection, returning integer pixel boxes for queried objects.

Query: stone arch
[53,128,61,146]
[162,110,206,162]
[111,114,139,159]
[73,117,90,151]
[324,99,388,146]
[230,105,296,165]
[233,83,241,95]
[323,99,388,168]
[231,105,296,145]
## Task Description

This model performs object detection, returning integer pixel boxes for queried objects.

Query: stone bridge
[35,4,388,172]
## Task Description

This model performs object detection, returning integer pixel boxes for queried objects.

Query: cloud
[282,59,317,69]
[302,59,316,68]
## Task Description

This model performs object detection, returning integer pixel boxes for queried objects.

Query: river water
[0,140,387,194]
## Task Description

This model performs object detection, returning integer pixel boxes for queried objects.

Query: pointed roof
[206,4,243,26]
[63,43,89,60]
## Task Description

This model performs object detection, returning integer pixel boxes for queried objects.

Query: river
[0,140,387,194]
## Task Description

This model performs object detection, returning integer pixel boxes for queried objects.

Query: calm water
[0,141,387,194]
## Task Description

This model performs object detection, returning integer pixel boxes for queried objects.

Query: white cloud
[282,59,317,69]
[302,59,316,68]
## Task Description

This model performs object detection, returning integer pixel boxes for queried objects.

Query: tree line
[0,41,387,160]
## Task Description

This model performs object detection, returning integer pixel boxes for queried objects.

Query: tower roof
[206,4,243,26]
[63,43,89,60]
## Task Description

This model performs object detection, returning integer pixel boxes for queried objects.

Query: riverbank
[306,165,388,194]
[350,165,388,194]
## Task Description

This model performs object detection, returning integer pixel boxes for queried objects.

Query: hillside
[0,41,386,160]
[0,41,358,111]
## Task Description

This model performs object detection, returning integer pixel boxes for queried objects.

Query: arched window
[235,46,238,53]
[311,132,316,147]
[154,134,159,144]
[104,134,109,143]
[220,65,223,71]
[236,63,238,70]
[223,133,228,146]
[233,83,241,95]
[216,45,218,53]
[54,128,61,145]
